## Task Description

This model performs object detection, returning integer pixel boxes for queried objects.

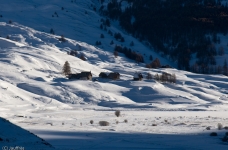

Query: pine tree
[62,61,71,77]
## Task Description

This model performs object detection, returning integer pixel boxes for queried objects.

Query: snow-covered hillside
[0,22,228,111]
[0,0,228,149]
[0,19,227,149]
[0,0,177,66]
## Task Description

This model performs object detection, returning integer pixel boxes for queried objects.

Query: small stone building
[99,72,120,80]
[68,71,92,80]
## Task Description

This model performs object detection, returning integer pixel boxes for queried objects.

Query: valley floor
[2,110,227,149]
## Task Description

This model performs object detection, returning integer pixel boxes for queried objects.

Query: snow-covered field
[0,0,228,149]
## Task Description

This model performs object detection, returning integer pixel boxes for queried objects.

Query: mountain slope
[0,0,176,67]
[0,22,228,112]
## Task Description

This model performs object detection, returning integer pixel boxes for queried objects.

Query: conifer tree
[62,61,71,77]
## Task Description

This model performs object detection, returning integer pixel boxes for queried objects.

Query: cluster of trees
[154,73,176,83]
[190,59,228,75]
[146,58,161,68]
[103,0,228,73]
[114,45,144,63]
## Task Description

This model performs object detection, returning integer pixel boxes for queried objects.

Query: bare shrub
[59,35,67,42]
[115,110,120,117]
[224,126,228,130]
[80,54,87,61]
[152,124,157,126]
[124,119,128,123]
[116,121,119,124]
[99,121,109,126]
[90,120,94,124]
[210,132,217,136]
[206,126,211,130]
[218,123,223,130]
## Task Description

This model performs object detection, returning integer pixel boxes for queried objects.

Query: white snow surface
[0,0,227,149]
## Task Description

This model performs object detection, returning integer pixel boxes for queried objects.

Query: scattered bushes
[224,126,228,130]
[124,119,128,123]
[90,120,94,124]
[99,121,110,126]
[152,124,157,126]
[115,110,120,117]
[114,45,144,63]
[154,73,176,83]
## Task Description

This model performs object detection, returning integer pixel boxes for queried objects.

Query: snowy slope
[0,117,53,149]
[0,22,228,111]
[0,21,227,149]
[0,0,228,149]
[0,0,176,67]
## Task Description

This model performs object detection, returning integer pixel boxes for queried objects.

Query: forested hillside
[102,0,228,75]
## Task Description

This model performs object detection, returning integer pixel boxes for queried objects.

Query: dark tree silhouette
[62,61,71,77]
